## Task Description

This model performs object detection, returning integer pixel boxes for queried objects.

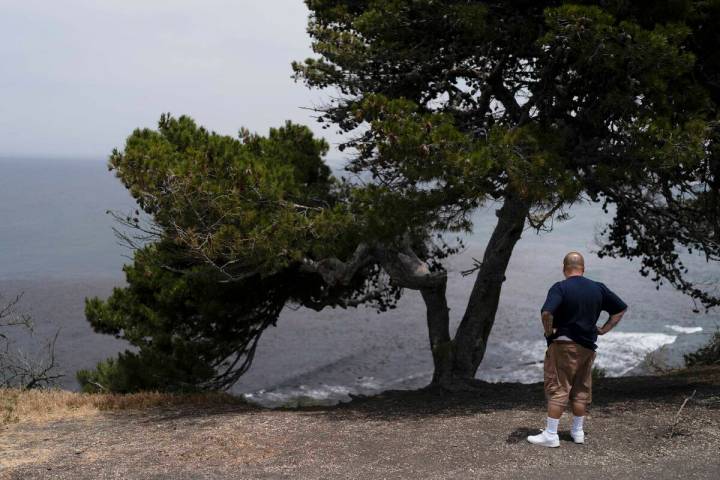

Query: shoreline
[2,366,719,479]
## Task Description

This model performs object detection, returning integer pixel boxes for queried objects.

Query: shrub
[592,366,607,381]
[684,331,720,367]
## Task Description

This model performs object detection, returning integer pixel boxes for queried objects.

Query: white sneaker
[527,430,560,448]
[570,430,585,444]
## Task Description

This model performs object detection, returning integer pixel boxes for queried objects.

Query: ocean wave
[479,332,678,382]
[241,377,385,408]
[665,325,704,334]
[241,371,439,408]
[595,332,677,376]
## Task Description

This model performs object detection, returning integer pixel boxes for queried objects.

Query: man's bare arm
[541,311,555,337]
[597,308,627,335]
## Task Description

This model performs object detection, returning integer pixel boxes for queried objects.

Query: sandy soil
[1,367,719,480]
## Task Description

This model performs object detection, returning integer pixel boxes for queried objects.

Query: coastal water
[1,157,718,408]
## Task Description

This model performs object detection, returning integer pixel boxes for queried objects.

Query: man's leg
[569,400,586,443]
[569,348,595,444]
[528,344,565,447]
[548,402,564,419]
[546,342,573,423]
[541,402,564,441]
[570,400,586,441]
[528,401,562,447]
[571,400,586,417]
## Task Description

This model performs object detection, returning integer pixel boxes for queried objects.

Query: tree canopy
[80,116,411,392]
[293,0,720,303]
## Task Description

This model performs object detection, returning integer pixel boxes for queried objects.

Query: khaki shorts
[544,340,596,407]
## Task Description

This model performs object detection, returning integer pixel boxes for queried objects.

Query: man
[527,251,627,447]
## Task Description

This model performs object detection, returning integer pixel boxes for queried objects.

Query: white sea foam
[478,332,678,382]
[241,371,441,408]
[241,376,386,408]
[665,325,703,334]
[594,332,677,376]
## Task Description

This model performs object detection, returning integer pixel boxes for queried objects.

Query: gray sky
[0,0,344,164]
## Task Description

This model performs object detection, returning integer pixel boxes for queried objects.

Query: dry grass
[2,368,720,479]
[0,388,248,425]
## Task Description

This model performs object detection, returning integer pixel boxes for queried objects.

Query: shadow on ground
[144,366,720,424]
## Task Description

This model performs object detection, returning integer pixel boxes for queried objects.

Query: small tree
[0,292,62,389]
[684,331,720,367]
[79,116,415,392]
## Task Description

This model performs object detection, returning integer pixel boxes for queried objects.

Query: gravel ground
[1,367,719,480]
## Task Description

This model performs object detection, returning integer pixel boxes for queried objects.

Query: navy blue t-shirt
[541,275,627,351]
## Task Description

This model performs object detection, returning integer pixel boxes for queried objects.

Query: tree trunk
[420,283,452,386]
[300,193,530,392]
[425,193,531,390]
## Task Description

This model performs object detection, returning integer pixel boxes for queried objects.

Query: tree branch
[300,240,447,291]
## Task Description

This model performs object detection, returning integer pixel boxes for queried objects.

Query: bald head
[563,251,585,276]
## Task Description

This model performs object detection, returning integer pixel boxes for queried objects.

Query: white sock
[572,415,585,433]
[545,417,560,435]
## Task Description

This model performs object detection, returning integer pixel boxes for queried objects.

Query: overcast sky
[0,0,344,164]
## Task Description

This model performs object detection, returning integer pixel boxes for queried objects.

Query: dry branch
[669,389,697,438]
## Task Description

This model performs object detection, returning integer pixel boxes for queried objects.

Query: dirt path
[2,368,719,479]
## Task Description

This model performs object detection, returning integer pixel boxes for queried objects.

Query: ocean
[1,157,717,408]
